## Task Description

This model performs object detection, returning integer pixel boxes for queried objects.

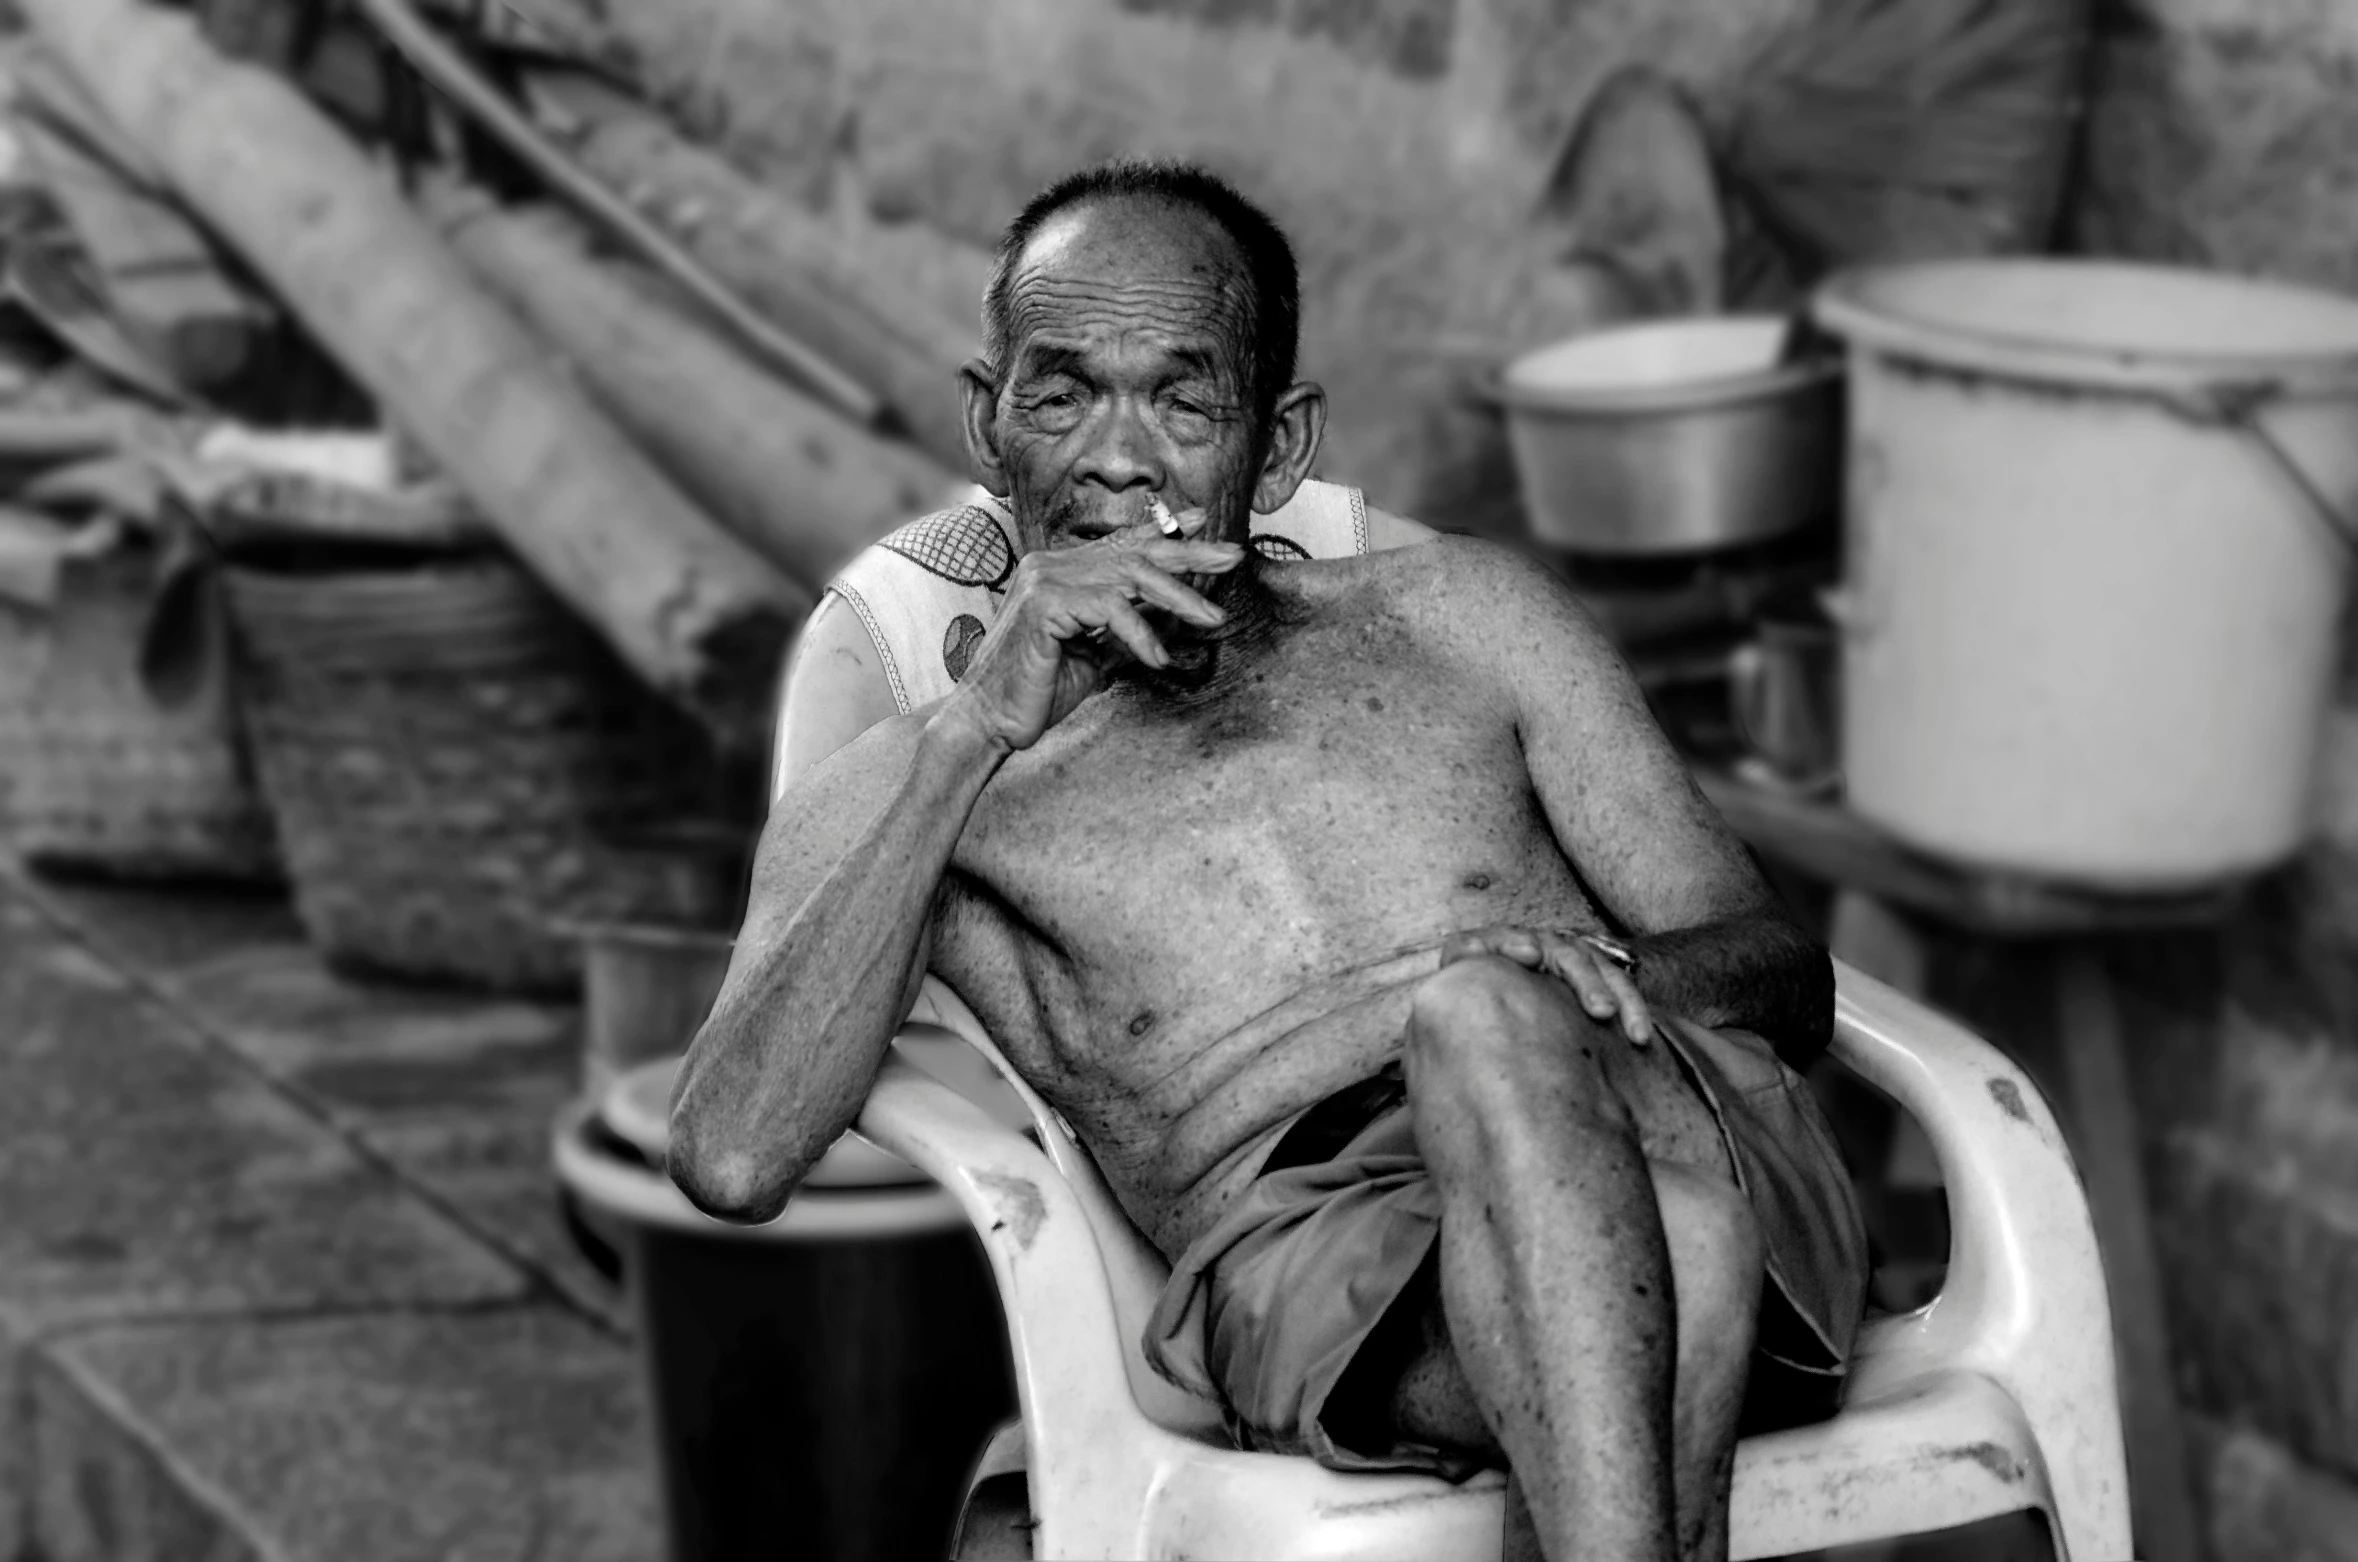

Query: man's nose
[1071,401,1161,493]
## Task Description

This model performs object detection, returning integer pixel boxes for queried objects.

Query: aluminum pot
[1487,316,1842,555]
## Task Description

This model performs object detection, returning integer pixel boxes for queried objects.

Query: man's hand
[948,508,1245,752]
[1440,925,1654,1046]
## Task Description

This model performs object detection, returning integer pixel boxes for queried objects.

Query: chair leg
[952,1421,1034,1561]
[951,1472,1033,1561]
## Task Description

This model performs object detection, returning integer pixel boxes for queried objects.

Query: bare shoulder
[1363,533,1617,665]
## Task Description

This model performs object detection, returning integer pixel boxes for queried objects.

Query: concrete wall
[2070,3,2358,1557]
[517,0,1818,536]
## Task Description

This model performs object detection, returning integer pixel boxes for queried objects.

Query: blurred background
[0,0,2350,1560]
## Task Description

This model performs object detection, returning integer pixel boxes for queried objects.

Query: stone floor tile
[31,1307,659,1562]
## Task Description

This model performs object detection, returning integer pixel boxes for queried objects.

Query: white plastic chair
[858,963,2134,1561]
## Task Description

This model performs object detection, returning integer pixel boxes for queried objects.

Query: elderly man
[670,160,1865,1562]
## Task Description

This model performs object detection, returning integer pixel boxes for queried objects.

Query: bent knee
[1405,956,1595,1068]
[1405,957,1630,1143]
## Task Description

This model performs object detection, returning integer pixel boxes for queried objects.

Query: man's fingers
[1090,595,1169,669]
[1137,537,1248,573]
[1544,944,1625,1027]
[1439,926,1545,969]
[1598,966,1654,1046]
[1435,927,1654,1048]
[1123,558,1229,627]
[1496,928,1545,968]
[1539,939,1654,1047]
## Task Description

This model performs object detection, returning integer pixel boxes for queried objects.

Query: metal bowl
[1486,316,1843,556]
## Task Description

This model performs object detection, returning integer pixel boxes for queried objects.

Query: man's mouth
[1040,492,1171,544]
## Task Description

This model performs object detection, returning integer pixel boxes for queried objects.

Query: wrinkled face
[984,199,1267,553]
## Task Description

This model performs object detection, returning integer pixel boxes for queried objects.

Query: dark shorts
[1140,1014,1871,1475]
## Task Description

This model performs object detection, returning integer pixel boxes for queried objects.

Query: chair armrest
[1828,962,2128,1550]
[858,1053,1164,1542]
[1831,962,2111,1369]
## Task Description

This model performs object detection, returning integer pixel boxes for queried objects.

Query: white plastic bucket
[1812,259,2358,890]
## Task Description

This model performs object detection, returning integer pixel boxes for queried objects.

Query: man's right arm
[667,699,1008,1223]
[668,514,1242,1222]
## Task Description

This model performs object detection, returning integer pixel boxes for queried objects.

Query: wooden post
[2054,945,2203,1562]
[17,0,809,738]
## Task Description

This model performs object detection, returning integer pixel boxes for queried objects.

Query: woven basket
[224,552,723,994]
[2,543,278,880]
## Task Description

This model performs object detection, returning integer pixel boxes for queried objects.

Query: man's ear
[1252,381,1326,515]
[958,358,1011,496]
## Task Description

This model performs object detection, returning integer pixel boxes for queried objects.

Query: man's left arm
[1466,546,1834,1068]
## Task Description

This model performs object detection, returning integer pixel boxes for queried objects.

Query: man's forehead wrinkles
[1007,288,1249,338]
[1006,308,1250,348]
[1008,271,1250,316]
[1005,273,1252,363]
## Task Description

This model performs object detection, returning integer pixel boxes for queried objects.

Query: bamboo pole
[348,0,887,429]
[539,77,982,475]
[436,192,959,593]
[16,0,807,737]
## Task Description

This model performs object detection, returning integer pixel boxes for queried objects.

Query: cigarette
[1148,495,1184,537]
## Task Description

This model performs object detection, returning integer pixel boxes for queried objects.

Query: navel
[1462,871,1494,892]
[1128,1010,1158,1037]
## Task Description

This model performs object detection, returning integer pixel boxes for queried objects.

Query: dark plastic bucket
[554,1082,1014,1562]
[570,920,735,1101]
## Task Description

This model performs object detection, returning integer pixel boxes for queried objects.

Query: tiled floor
[0,866,660,1562]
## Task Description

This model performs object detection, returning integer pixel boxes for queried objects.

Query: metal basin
[1488,316,1842,556]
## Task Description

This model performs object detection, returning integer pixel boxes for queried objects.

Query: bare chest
[942,627,1595,1090]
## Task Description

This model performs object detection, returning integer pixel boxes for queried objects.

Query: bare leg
[1388,955,1763,1562]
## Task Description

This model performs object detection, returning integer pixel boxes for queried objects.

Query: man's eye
[1165,399,1216,438]
[1028,389,1085,427]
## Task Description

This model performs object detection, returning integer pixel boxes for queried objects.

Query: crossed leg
[1334,952,1766,1562]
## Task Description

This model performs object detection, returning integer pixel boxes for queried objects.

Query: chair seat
[1731,1366,2052,1559]
[964,1354,2054,1561]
